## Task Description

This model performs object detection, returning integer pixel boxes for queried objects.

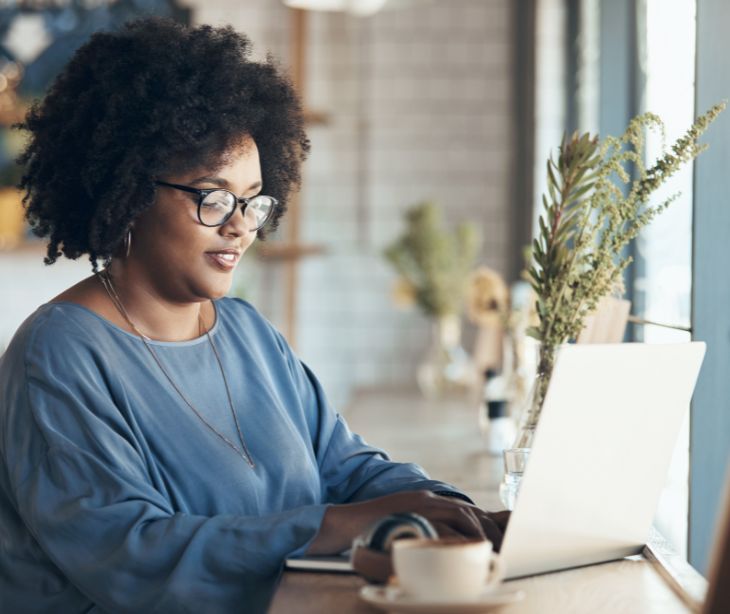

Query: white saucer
[359,584,525,613]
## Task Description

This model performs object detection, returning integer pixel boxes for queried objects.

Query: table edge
[644,536,708,613]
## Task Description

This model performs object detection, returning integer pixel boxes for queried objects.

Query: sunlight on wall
[532,0,566,236]
[641,0,697,560]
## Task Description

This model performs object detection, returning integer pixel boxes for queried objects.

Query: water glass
[499,447,531,510]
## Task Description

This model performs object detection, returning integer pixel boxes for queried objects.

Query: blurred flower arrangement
[517,102,725,448]
[465,266,511,380]
[384,202,480,317]
[384,201,480,397]
[466,266,540,425]
[465,267,510,329]
[0,59,27,250]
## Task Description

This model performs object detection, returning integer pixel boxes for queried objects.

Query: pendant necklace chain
[96,269,255,468]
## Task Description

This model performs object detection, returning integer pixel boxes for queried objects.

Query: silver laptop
[500,342,706,579]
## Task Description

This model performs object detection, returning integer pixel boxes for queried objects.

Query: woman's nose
[221,202,254,236]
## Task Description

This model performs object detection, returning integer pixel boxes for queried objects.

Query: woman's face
[128,137,263,303]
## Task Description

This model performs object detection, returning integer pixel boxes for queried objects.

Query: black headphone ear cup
[366,513,439,552]
[351,513,439,585]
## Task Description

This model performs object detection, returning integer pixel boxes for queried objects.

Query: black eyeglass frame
[154,180,278,230]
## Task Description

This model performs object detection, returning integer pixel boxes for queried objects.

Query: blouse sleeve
[5,331,328,613]
[272,331,470,505]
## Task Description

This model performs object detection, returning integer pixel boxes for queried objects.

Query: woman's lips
[205,251,240,271]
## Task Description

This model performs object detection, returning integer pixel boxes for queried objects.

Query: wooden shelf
[1,242,328,262]
[255,242,326,262]
[0,240,45,255]
[303,110,330,126]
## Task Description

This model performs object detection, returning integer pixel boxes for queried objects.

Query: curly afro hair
[17,18,309,270]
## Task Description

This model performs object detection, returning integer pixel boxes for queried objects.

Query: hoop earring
[123,230,132,258]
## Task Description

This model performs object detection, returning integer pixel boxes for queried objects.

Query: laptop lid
[500,342,706,579]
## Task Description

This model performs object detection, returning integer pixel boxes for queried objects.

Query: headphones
[350,513,439,584]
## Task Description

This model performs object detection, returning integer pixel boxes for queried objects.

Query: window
[638,0,697,559]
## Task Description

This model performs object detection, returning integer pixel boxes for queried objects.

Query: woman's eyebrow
[190,176,262,192]
[190,176,228,187]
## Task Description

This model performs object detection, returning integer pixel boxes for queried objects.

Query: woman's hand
[306,490,509,555]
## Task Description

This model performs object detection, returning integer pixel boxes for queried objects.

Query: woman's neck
[103,261,213,342]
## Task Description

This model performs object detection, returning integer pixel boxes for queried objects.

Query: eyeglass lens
[199,191,274,229]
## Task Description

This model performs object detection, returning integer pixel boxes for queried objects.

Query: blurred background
[1,0,729,576]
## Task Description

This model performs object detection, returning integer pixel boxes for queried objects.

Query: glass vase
[498,447,531,511]
[416,314,476,399]
[499,343,557,509]
[512,370,549,449]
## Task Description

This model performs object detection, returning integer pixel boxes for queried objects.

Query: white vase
[416,314,476,399]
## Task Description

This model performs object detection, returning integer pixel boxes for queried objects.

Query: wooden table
[270,388,706,613]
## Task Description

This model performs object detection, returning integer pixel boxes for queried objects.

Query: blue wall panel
[691,0,730,575]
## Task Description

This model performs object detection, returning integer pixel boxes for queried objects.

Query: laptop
[499,342,705,579]
[285,553,352,573]
[286,343,705,577]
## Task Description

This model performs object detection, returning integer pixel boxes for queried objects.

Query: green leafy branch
[512,103,724,448]
[527,102,725,379]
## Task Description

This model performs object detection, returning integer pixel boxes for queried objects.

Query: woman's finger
[477,515,504,552]
[430,522,467,540]
[454,506,508,551]
[488,510,511,533]
[425,505,486,540]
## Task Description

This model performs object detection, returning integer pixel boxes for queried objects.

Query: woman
[0,19,506,613]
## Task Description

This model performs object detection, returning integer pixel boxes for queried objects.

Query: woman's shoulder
[217,297,273,332]
[216,297,290,354]
[0,304,98,415]
[3,302,119,370]
[9,302,82,346]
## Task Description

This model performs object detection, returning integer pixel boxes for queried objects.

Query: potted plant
[515,102,725,450]
[384,201,480,398]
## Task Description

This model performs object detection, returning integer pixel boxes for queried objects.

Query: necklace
[96,269,255,468]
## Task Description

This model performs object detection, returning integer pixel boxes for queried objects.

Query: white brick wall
[293,0,515,407]
[0,253,88,349]
[1,0,515,410]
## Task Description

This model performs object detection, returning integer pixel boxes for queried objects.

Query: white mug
[392,538,495,602]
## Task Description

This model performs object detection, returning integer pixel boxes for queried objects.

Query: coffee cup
[392,538,495,602]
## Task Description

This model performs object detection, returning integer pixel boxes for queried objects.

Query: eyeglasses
[154,180,278,230]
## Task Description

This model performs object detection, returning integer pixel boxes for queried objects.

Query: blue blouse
[0,298,462,613]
